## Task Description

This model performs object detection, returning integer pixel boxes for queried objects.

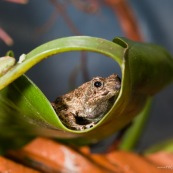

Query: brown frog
[52,74,121,130]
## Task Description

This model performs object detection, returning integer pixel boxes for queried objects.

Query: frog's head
[80,74,121,121]
[85,74,121,105]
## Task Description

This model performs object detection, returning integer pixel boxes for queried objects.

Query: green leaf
[0,36,173,146]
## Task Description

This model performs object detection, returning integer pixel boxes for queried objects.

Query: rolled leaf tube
[0,36,173,145]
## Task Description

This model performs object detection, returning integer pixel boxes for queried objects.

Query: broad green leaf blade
[114,37,173,95]
[0,36,173,146]
[0,75,77,137]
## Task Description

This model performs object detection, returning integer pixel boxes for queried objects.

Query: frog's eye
[94,81,103,88]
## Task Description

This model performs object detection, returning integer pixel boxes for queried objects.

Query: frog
[52,74,121,130]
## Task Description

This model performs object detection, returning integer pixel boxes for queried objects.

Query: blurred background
[0,0,173,151]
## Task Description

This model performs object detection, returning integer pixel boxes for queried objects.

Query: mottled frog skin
[52,74,121,130]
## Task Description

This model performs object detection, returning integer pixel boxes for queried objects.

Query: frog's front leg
[59,111,95,130]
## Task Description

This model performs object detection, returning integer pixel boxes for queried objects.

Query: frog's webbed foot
[55,112,96,131]
[71,121,96,131]
[58,112,96,130]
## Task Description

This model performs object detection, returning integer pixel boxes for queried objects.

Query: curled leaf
[0,36,173,146]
